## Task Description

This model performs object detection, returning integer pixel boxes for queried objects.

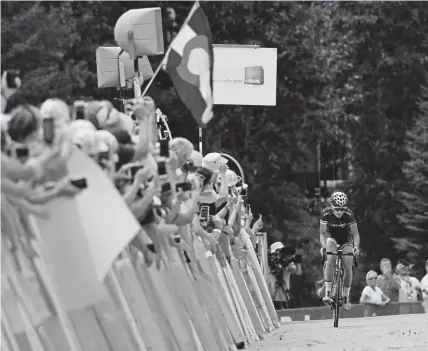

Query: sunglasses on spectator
[368,276,377,280]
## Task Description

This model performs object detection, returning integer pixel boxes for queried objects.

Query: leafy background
[2,1,428,306]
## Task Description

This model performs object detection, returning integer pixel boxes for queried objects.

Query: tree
[342,2,428,261]
[397,85,428,266]
[1,2,90,106]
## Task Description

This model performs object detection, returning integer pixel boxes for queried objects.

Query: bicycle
[323,244,357,328]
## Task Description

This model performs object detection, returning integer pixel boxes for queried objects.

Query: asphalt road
[248,314,428,351]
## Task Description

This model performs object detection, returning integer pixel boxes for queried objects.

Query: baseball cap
[202,152,228,172]
[189,150,203,167]
[224,169,240,186]
[40,98,71,125]
[270,242,285,254]
[69,119,97,134]
[72,129,108,156]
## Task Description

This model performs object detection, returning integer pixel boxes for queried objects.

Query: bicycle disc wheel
[333,273,342,328]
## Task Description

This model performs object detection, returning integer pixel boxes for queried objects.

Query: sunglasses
[333,207,346,212]
[368,276,377,280]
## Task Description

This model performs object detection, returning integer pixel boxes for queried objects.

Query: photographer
[267,242,302,310]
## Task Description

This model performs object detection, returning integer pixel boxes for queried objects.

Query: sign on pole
[213,45,277,106]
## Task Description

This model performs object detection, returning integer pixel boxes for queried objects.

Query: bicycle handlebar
[325,251,355,256]
[322,250,359,268]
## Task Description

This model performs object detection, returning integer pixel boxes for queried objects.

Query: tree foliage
[397,86,428,266]
[2,1,428,305]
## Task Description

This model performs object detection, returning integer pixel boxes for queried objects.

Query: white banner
[213,45,277,106]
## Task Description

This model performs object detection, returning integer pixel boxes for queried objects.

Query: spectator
[407,263,424,302]
[421,259,428,313]
[394,260,422,302]
[376,258,401,302]
[1,86,281,349]
[360,270,391,316]
[85,100,134,135]
[40,98,71,142]
[267,242,302,310]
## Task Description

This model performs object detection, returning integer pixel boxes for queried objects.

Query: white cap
[69,119,97,134]
[189,150,203,167]
[202,152,228,172]
[270,242,285,254]
[40,98,71,125]
[95,130,119,153]
[72,129,108,155]
[225,169,241,186]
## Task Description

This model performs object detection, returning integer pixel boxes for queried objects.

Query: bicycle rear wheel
[333,272,342,328]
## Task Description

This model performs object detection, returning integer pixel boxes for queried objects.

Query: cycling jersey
[320,207,356,246]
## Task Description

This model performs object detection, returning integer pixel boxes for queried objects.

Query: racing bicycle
[323,244,357,328]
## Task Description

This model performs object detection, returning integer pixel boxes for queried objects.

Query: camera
[15,145,29,159]
[199,206,215,232]
[69,177,88,189]
[268,246,302,280]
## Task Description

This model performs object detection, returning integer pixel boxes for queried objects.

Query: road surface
[248,314,428,351]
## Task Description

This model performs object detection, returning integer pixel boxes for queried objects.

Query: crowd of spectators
[359,258,428,316]
[1,71,266,270]
[1,70,280,350]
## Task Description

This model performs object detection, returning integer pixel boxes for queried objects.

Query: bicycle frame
[325,244,355,328]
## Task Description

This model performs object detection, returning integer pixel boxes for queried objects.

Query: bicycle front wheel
[333,272,342,328]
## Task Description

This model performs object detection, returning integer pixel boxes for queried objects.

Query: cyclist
[320,191,360,311]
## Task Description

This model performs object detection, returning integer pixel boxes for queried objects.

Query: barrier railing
[1,224,280,351]
[276,302,425,322]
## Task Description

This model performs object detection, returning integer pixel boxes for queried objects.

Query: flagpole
[140,1,200,99]
[199,127,203,154]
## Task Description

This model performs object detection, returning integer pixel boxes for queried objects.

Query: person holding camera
[267,242,302,310]
[1,69,21,114]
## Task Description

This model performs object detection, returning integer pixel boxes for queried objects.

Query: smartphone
[246,204,251,213]
[130,164,144,177]
[158,161,167,176]
[5,69,20,88]
[43,117,55,145]
[70,177,87,189]
[199,205,210,222]
[73,101,86,120]
[240,187,248,197]
[161,182,172,193]
[159,139,169,158]
[76,106,85,120]
[15,145,29,159]
[146,243,156,253]
[176,182,193,192]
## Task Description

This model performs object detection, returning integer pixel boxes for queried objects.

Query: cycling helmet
[330,191,348,207]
